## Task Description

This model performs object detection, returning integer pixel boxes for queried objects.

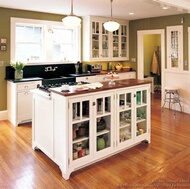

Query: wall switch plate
[0,61,4,66]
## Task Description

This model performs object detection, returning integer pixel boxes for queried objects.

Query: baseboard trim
[0,110,8,120]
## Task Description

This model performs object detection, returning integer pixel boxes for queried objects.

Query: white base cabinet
[32,83,150,180]
[96,71,136,82]
[7,80,41,126]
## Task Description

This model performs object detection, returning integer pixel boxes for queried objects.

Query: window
[11,18,81,64]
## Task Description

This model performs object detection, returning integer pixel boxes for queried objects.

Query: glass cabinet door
[95,93,114,154]
[101,23,109,58]
[92,21,100,58]
[167,25,183,71]
[120,24,127,58]
[69,97,93,165]
[135,88,148,138]
[112,30,119,58]
[117,90,133,147]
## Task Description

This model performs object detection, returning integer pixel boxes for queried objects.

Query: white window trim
[11,17,81,65]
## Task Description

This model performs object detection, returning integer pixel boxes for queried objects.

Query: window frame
[11,17,81,65]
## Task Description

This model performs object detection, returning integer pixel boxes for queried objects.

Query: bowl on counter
[122,67,131,71]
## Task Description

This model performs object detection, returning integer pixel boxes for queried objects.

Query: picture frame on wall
[0,45,7,51]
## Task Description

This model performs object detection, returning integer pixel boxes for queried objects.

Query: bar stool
[162,87,182,114]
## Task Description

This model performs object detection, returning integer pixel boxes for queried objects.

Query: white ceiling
[0,0,190,20]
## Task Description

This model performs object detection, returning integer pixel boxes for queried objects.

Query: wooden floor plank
[1,92,190,188]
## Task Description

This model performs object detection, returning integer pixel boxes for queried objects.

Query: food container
[73,149,78,160]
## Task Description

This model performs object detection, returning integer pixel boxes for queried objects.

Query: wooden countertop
[50,79,151,97]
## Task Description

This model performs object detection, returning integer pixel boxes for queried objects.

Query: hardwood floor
[1,92,190,189]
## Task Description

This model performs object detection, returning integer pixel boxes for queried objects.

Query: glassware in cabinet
[101,23,109,58]
[92,21,100,58]
[113,30,119,57]
[120,25,127,57]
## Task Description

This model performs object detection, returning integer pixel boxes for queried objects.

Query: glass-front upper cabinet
[92,21,100,59]
[120,24,127,58]
[101,23,109,58]
[112,30,119,58]
[167,25,183,71]
[83,16,129,61]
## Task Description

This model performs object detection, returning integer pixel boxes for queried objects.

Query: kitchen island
[32,79,151,180]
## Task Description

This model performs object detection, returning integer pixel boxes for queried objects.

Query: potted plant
[10,62,25,79]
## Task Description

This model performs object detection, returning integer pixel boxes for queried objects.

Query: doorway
[137,29,165,100]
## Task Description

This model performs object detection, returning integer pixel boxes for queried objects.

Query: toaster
[87,64,102,73]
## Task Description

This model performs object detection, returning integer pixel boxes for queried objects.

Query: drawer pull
[24,86,28,88]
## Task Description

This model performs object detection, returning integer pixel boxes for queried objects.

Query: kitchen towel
[151,51,160,76]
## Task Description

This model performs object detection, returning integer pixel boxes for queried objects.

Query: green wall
[0,7,67,111]
[129,14,190,72]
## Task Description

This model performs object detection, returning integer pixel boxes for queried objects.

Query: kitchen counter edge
[50,79,151,97]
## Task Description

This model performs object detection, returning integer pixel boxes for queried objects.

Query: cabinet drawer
[76,76,96,83]
[17,83,35,91]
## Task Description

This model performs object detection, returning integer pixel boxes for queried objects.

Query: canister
[73,149,78,160]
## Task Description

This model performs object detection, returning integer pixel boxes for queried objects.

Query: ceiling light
[62,0,81,29]
[163,6,168,10]
[104,0,120,32]
[129,12,134,15]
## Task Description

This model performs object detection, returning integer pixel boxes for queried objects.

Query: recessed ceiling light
[163,6,168,10]
[129,12,134,15]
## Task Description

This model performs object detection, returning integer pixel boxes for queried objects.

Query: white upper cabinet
[82,16,129,62]
[167,25,183,71]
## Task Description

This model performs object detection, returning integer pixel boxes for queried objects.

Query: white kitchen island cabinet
[32,79,151,180]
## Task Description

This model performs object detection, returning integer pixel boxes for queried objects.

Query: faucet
[45,66,58,72]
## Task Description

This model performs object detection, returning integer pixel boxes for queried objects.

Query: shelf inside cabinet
[97,128,110,136]
[72,117,90,123]
[120,121,130,128]
[73,136,89,144]
[136,118,146,123]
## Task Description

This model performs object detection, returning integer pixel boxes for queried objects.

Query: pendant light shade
[104,0,120,32]
[62,0,81,29]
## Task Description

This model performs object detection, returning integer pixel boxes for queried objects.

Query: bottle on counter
[108,62,112,70]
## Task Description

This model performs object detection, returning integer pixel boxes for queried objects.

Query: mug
[69,86,76,92]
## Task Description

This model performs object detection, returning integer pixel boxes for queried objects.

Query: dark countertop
[50,79,151,97]
[69,73,96,77]
[6,77,43,83]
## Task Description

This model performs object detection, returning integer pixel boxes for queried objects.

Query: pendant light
[62,0,81,29]
[104,0,120,32]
